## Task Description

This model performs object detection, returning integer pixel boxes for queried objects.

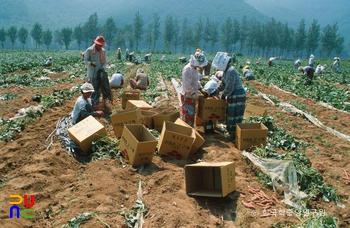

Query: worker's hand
[192,92,199,100]
[220,94,227,100]
[95,111,103,117]
[202,91,209,98]
[91,62,97,67]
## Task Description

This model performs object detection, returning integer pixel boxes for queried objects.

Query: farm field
[0,50,349,228]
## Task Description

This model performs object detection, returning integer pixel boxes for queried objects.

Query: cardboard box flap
[124,124,158,143]
[244,103,268,119]
[174,118,205,154]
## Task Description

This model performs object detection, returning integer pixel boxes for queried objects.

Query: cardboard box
[198,96,226,121]
[153,110,180,132]
[68,115,107,154]
[110,108,143,138]
[195,103,204,126]
[174,118,205,154]
[119,124,158,167]
[236,123,268,151]
[185,162,236,197]
[125,100,153,110]
[141,110,158,129]
[158,121,195,160]
[150,106,175,113]
[122,90,141,109]
[244,103,268,119]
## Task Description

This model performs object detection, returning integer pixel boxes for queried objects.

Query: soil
[0,63,349,228]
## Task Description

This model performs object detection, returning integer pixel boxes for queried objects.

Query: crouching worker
[129,68,150,90]
[242,65,255,80]
[298,66,314,85]
[71,83,103,125]
[204,75,220,97]
[109,70,124,89]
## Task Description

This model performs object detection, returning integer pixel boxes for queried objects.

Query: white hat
[81,83,95,93]
[310,54,315,58]
[210,75,220,83]
[190,52,208,67]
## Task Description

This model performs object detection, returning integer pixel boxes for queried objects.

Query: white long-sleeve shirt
[181,63,200,97]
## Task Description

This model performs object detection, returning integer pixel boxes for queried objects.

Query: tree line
[0,12,345,58]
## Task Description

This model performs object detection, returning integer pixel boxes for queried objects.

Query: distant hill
[0,0,269,30]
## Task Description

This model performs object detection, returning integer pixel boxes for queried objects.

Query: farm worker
[135,56,142,65]
[129,68,149,90]
[44,57,52,66]
[294,59,301,69]
[309,54,315,67]
[268,57,277,67]
[298,66,314,84]
[256,58,261,65]
[315,64,326,74]
[160,55,166,62]
[117,48,122,61]
[215,69,223,80]
[203,61,212,76]
[109,70,124,89]
[180,51,209,127]
[125,48,129,60]
[129,52,134,62]
[144,53,152,62]
[179,57,187,63]
[71,83,103,125]
[242,65,255,80]
[332,57,341,73]
[231,53,237,64]
[83,35,108,106]
[212,52,246,141]
[204,75,220,97]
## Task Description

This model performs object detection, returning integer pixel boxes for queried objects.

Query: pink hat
[94,36,106,46]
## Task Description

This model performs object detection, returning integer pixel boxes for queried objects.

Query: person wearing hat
[256,58,261,65]
[212,52,246,141]
[294,58,301,70]
[125,48,129,60]
[298,66,314,84]
[117,48,122,61]
[71,83,103,125]
[268,57,277,67]
[309,54,315,68]
[242,65,255,80]
[83,35,108,106]
[315,64,326,74]
[180,51,209,127]
[203,75,221,97]
[144,53,152,62]
[109,70,124,89]
[332,57,341,73]
[129,68,150,90]
[179,56,187,63]
[44,57,52,67]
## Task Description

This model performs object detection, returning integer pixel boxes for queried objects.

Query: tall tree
[207,20,219,54]
[54,30,64,49]
[320,23,344,58]
[279,23,293,57]
[152,12,161,50]
[30,22,43,49]
[232,19,241,52]
[74,24,83,50]
[239,16,248,53]
[163,15,174,52]
[265,18,278,57]
[0,27,6,49]
[84,13,99,44]
[144,23,153,51]
[7,25,17,49]
[294,19,306,57]
[61,27,73,50]
[220,17,233,51]
[101,17,117,51]
[203,18,211,51]
[123,24,134,50]
[181,18,189,53]
[305,19,320,56]
[193,17,203,50]
[42,29,53,50]
[18,26,28,49]
[133,12,144,51]
[172,18,181,53]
